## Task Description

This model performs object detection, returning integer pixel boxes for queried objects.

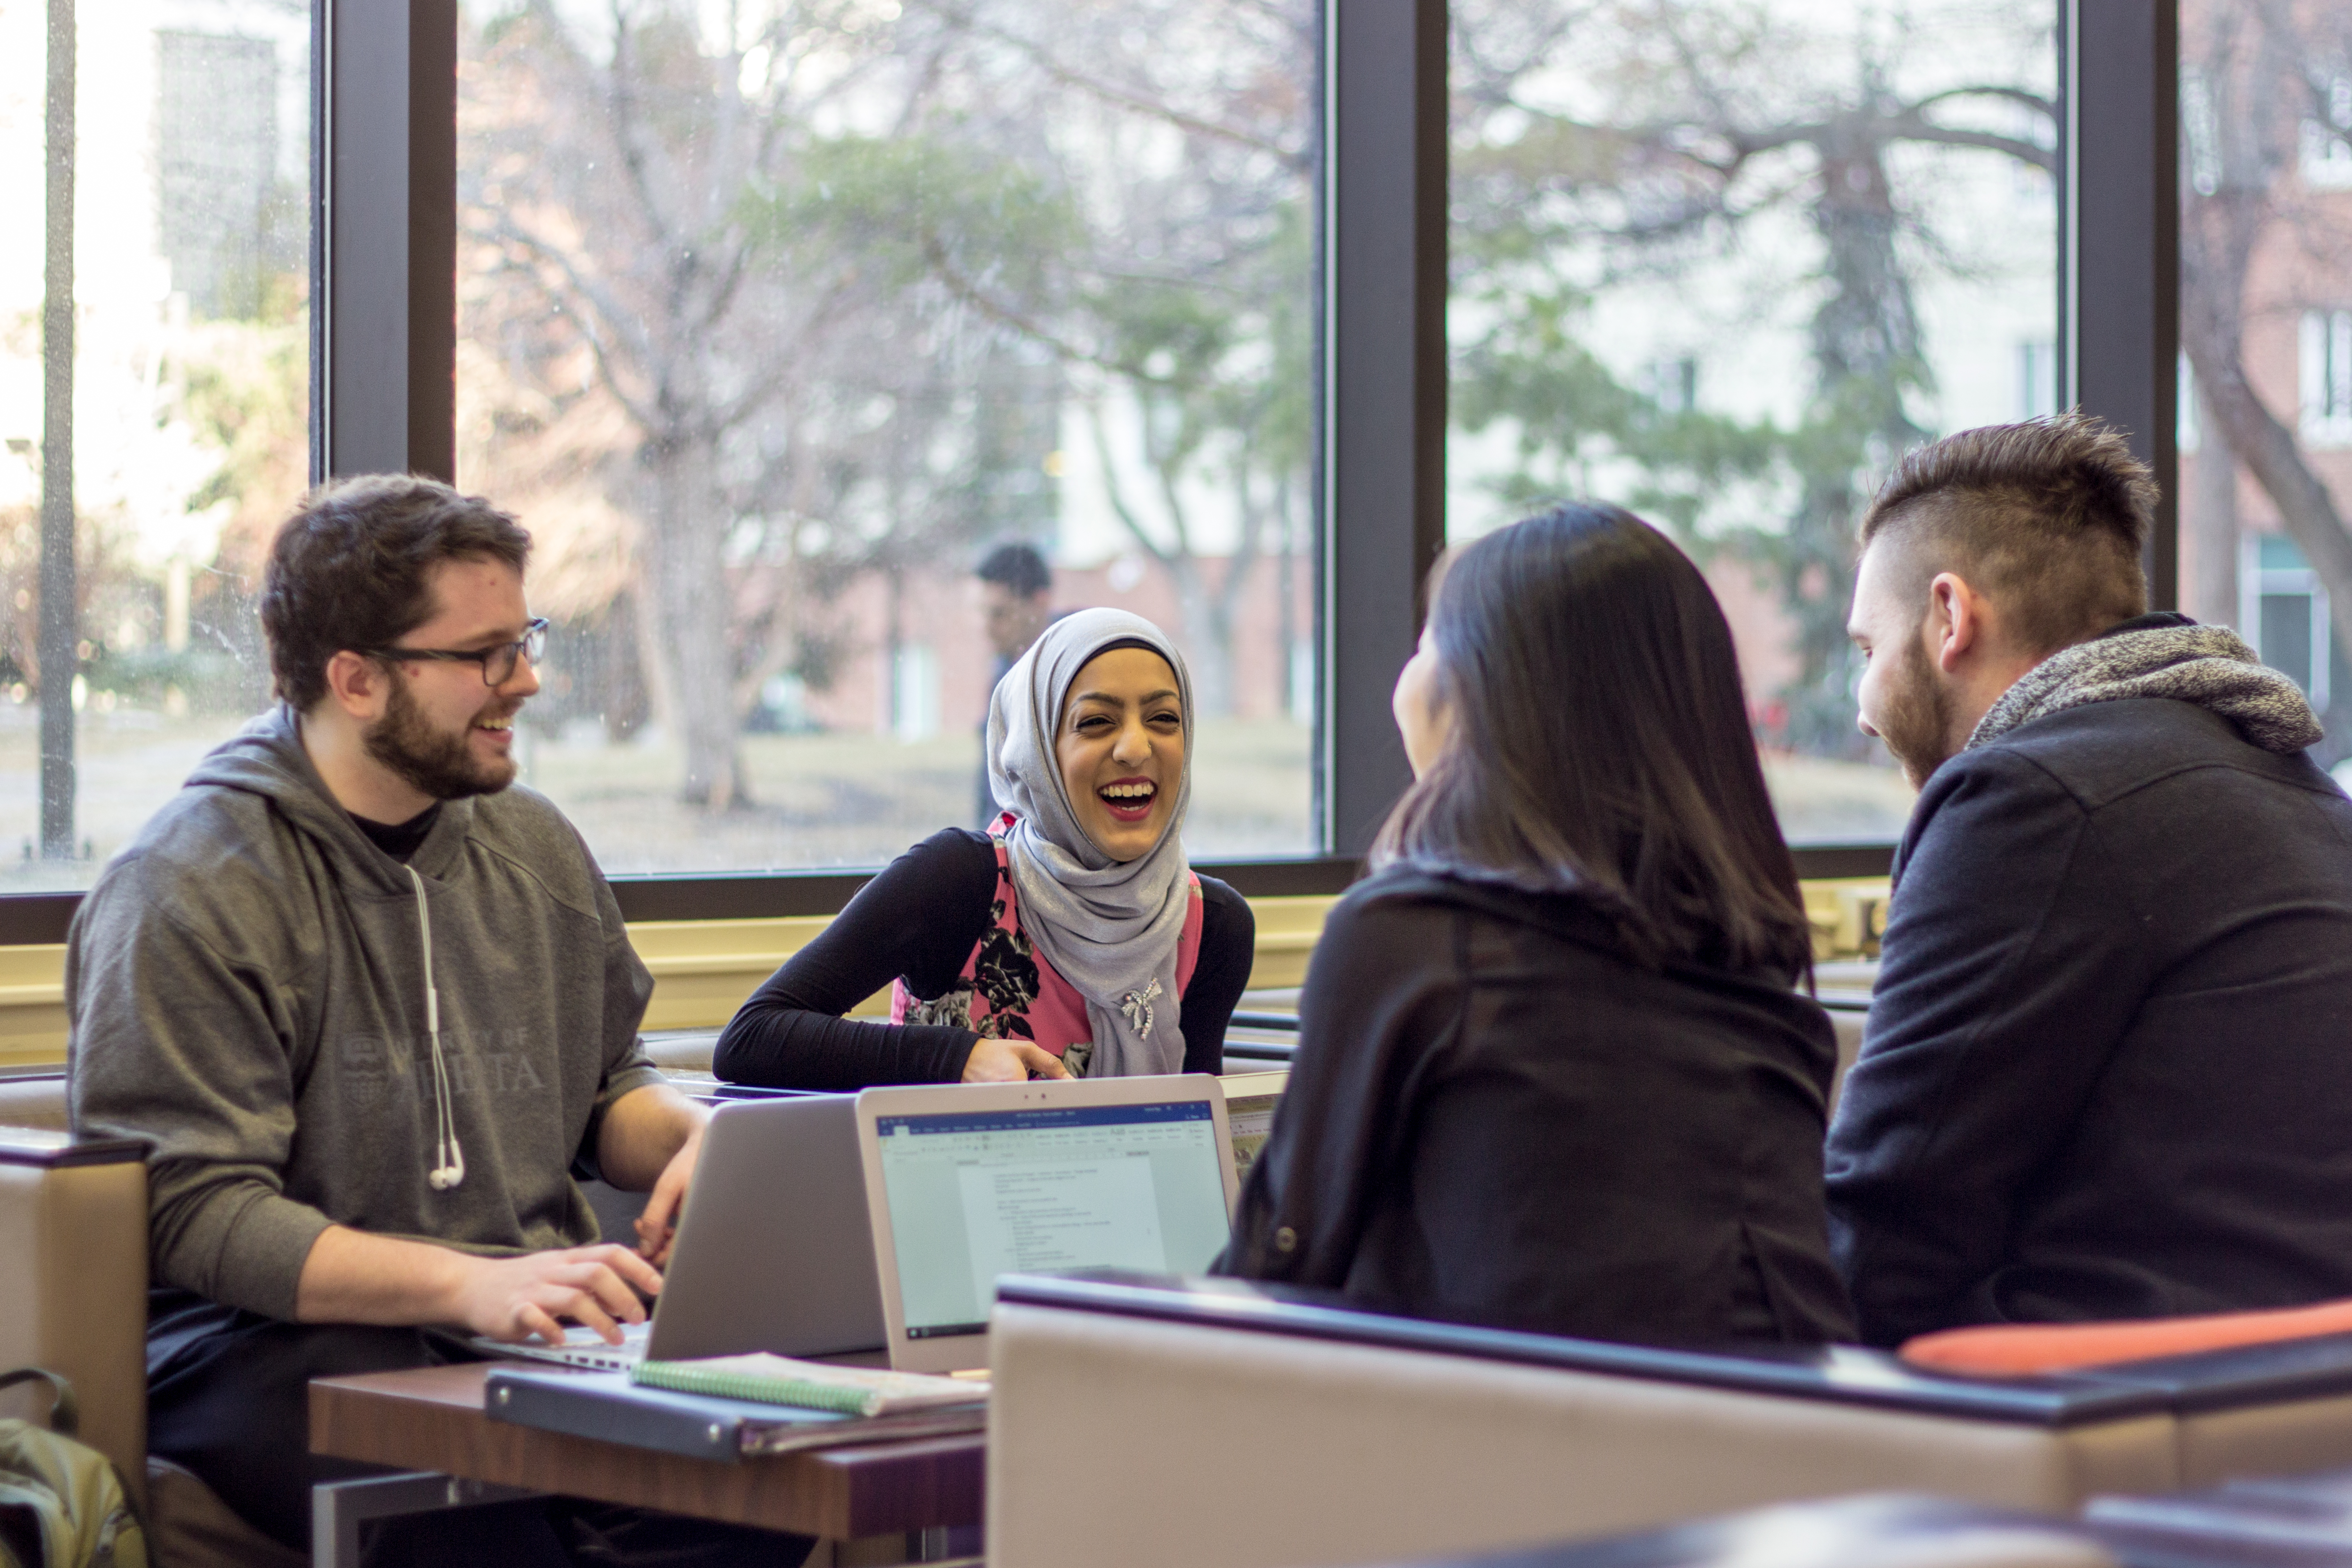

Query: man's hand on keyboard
[452,1244,664,1346]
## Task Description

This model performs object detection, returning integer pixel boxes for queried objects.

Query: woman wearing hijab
[1220,504,1855,1348]
[714,609,1255,1087]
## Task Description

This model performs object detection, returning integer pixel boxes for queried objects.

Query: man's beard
[1874,634,1959,790]
[363,671,518,802]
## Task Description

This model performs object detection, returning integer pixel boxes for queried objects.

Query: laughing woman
[714,609,1254,1087]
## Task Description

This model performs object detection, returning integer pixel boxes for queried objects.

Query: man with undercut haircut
[1826,410,2352,1347]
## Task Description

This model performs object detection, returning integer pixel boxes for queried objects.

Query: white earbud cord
[406,864,464,1191]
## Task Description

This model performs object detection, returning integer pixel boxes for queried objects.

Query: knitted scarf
[1968,620,2322,755]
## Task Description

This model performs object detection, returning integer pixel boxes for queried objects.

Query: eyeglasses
[361,618,549,687]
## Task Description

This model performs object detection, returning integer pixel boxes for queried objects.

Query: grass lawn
[0,705,1319,888]
[0,702,1908,891]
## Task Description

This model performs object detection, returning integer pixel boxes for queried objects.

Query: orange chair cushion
[1901,1297,2352,1376]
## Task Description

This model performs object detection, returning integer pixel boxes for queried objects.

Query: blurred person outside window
[975,543,1055,827]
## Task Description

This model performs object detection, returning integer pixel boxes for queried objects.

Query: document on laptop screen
[875,1100,1232,1339]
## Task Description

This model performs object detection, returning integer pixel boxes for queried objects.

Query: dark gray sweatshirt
[68,705,664,1321]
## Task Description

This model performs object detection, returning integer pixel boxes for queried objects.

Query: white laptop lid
[854,1075,1238,1373]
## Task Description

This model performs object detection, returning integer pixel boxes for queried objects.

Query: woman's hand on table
[964,1039,1071,1082]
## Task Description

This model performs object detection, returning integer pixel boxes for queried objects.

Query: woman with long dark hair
[1221,504,1854,1346]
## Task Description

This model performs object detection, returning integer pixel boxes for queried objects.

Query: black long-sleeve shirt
[1221,866,1856,1349]
[714,827,1254,1089]
[1826,696,2352,1346]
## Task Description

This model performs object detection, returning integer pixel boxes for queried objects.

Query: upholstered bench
[0,1070,70,1132]
[985,1273,2352,1568]
[1383,1493,2133,1568]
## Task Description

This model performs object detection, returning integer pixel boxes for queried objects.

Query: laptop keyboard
[470,1320,652,1373]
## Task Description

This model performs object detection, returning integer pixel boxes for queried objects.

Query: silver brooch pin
[1120,978,1163,1039]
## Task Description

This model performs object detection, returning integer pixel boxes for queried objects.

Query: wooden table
[309,1363,985,1541]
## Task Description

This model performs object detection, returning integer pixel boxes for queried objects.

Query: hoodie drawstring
[407,865,465,1191]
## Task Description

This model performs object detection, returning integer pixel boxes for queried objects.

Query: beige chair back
[0,1076,72,1133]
[986,1299,2179,1568]
[0,1128,150,1509]
[0,1104,302,1565]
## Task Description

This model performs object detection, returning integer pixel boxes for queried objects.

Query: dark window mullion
[1324,0,1447,860]
[2064,0,2181,609]
[318,0,443,481]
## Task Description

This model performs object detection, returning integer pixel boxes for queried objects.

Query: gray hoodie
[68,705,664,1320]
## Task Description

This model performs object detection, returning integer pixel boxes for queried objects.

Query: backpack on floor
[0,1370,146,1568]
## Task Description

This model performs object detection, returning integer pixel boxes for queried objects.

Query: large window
[0,1,2188,921]
[1445,0,2059,845]
[0,0,306,891]
[454,0,1319,874]
[2179,0,2352,779]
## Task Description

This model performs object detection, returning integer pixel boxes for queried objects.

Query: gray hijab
[985,609,1193,1078]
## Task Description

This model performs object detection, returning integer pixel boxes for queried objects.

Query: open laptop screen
[874,1099,1233,1340]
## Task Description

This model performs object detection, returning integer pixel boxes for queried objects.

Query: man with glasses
[69,476,795,1563]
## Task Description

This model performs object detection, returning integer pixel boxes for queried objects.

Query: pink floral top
[890,818,1203,1078]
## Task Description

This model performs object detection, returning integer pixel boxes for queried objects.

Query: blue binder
[483,1365,981,1461]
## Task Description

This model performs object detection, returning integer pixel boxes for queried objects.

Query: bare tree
[1450,1,2056,753]
[465,0,1053,803]
[463,0,1320,796]
[2179,0,2352,654]
[467,0,833,806]
[910,0,1317,714]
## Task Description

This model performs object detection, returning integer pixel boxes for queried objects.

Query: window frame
[0,0,2180,941]
[2303,310,2352,447]
[2061,0,2181,614]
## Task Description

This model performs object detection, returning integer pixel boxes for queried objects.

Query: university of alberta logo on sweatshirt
[337,1026,552,1105]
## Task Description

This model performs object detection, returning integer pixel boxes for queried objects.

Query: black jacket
[1220,868,1856,1348]
[1826,696,2352,1346]
[713,828,1252,1088]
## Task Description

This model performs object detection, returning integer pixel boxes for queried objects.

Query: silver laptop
[485,1093,886,1370]
[853,1075,1239,1373]
[1218,1069,1287,1185]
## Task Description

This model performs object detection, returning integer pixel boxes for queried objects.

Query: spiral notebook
[631,1352,984,1416]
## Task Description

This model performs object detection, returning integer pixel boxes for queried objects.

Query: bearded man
[69,477,795,1563]
[1826,411,2352,1348]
